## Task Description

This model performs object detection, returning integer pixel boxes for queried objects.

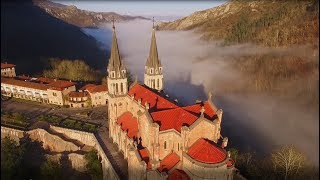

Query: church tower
[107,18,128,96]
[144,18,164,91]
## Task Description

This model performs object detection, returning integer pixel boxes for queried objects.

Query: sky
[53,1,227,20]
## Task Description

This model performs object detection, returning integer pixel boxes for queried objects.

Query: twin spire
[107,16,161,76]
[146,17,161,68]
[107,17,124,74]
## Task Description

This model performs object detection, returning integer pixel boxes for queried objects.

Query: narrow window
[116,83,119,93]
[157,79,159,88]
[121,83,123,93]
[164,141,167,149]
[178,143,179,151]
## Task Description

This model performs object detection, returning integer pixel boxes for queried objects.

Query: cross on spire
[152,17,155,29]
[112,16,115,29]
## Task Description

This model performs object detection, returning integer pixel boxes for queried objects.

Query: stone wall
[28,128,80,152]
[1,126,24,143]
[50,126,97,146]
[68,153,87,172]
[49,125,119,180]
[1,126,119,180]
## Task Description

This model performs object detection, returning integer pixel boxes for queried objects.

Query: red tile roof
[128,83,217,132]
[128,83,178,110]
[68,91,89,98]
[1,76,75,91]
[158,152,180,173]
[187,138,227,164]
[182,101,217,119]
[138,148,152,169]
[1,77,48,90]
[36,77,76,90]
[168,169,190,180]
[150,107,199,132]
[116,112,139,139]
[1,63,15,69]
[80,83,108,93]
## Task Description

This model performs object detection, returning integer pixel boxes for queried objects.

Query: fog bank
[87,20,318,165]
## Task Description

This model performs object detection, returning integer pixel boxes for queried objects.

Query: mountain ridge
[34,0,148,28]
[158,0,319,47]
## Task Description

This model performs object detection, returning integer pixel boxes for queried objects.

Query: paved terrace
[1,98,128,179]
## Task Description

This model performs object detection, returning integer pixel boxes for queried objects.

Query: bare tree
[271,145,306,180]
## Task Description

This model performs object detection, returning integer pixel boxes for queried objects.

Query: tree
[1,137,25,180]
[271,145,306,180]
[40,159,62,180]
[43,59,99,82]
[85,150,102,180]
[229,148,239,164]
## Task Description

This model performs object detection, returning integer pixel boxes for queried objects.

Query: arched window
[164,141,167,149]
[120,83,123,93]
[116,83,119,93]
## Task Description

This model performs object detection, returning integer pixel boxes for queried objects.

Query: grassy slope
[159,0,319,108]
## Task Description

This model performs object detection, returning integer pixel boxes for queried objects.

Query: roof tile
[187,138,227,164]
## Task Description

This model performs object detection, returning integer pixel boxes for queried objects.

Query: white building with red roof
[106,21,235,180]
[1,62,16,77]
[80,84,108,107]
[1,75,76,105]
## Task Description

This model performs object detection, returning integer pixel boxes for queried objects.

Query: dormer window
[159,67,162,73]
[111,71,115,78]
[150,68,153,74]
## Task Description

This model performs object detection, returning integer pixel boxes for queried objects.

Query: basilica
[106,21,235,180]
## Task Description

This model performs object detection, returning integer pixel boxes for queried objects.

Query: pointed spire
[152,17,155,29]
[146,17,161,68]
[108,16,123,74]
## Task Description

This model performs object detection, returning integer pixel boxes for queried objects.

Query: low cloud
[96,20,319,165]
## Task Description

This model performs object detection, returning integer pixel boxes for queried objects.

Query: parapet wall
[1,126,25,143]
[1,126,119,180]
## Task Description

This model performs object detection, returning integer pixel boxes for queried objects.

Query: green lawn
[1,112,30,129]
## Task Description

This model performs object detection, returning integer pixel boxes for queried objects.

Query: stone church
[106,21,235,180]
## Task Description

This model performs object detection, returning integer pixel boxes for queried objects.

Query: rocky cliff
[158,0,319,47]
[34,0,148,28]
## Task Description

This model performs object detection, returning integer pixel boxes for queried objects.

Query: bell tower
[107,17,128,96]
[144,17,164,91]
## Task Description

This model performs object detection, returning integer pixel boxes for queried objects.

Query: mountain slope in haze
[158,0,319,47]
[1,0,108,75]
[34,0,148,28]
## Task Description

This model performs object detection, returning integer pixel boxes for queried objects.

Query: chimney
[54,78,57,82]
[138,98,141,104]
[145,102,149,110]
